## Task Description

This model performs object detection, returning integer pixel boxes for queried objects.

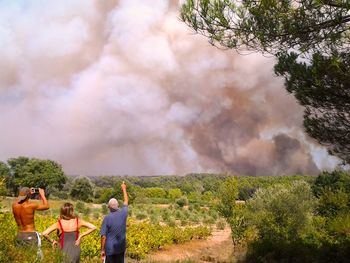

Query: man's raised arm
[121,181,128,206]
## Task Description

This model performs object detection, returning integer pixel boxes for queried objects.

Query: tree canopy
[5,156,67,195]
[180,0,350,54]
[275,51,350,163]
[181,0,350,163]
[70,177,94,202]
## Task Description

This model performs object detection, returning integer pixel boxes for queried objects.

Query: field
[2,172,350,263]
[0,197,225,263]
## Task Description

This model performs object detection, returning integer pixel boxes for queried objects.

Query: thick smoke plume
[0,0,338,175]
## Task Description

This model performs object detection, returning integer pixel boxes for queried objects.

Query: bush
[166,217,176,227]
[318,189,349,217]
[75,201,86,214]
[101,204,108,215]
[83,206,91,217]
[244,181,326,262]
[135,211,148,220]
[189,214,200,224]
[248,181,316,242]
[176,197,189,207]
[312,170,350,197]
[70,177,94,202]
[150,214,159,224]
[174,210,184,220]
[93,211,100,219]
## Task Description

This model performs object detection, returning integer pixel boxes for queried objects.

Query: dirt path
[144,227,234,262]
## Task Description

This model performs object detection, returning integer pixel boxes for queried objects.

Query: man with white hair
[100,181,128,263]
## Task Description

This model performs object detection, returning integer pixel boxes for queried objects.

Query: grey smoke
[0,0,338,176]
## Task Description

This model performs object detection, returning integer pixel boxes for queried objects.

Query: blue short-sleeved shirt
[100,205,128,255]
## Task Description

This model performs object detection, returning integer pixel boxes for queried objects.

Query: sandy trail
[144,227,234,262]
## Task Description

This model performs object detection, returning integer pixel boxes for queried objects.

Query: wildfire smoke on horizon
[0,0,338,176]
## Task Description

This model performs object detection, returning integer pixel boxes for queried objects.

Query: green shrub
[174,210,183,219]
[167,217,176,227]
[150,214,159,224]
[83,206,91,217]
[328,213,350,239]
[135,211,148,220]
[93,211,100,219]
[248,181,316,242]
[176,197,188,207]
[318,189,349,217]
[189,214,200,224]
[101,204,108,215]
[203,216,215,225]
[312,170,350,197]
[75,201,86,214]
[161,210,170,221]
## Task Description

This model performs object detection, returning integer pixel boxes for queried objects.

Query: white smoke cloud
[0,0,338,175]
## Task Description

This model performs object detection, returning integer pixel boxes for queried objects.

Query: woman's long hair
[60,202,76,220]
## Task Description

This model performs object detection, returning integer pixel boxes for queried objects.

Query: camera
[30,188,39,199]
[31,188,39,194]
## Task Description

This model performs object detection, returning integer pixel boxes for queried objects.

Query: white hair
[108,198,119,210]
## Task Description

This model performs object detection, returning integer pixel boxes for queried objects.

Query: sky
[0,0,339,176]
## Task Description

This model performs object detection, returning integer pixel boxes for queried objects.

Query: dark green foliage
[216,177,238,218]
[312,171,350,220]
[135,211,148,220]
[313,170,350,197]
[6,157,67,195]
[0,161,10,179]
[97,183,137,205]
[90,173,229,194]
[181,0,349,54]
[75,201,86,214]
[98,188,115,203]
[176,197,188,207]
[275,52,350,163]
[248,181,316,242]
[318,189,349,217]
[70,177,94,202]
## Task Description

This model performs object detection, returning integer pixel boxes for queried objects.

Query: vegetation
[220,170,350,263]
[70,177,94,202]
[180,0,350,164]
[0,157,67,195]
[180,0,349,54]
[2,155,350,262]
[275,51,350,164]
[0,212,211,262]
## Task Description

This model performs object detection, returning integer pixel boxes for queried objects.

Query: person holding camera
[12,187,49,250]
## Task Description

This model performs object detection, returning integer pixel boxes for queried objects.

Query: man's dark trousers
[105,251,125,263]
